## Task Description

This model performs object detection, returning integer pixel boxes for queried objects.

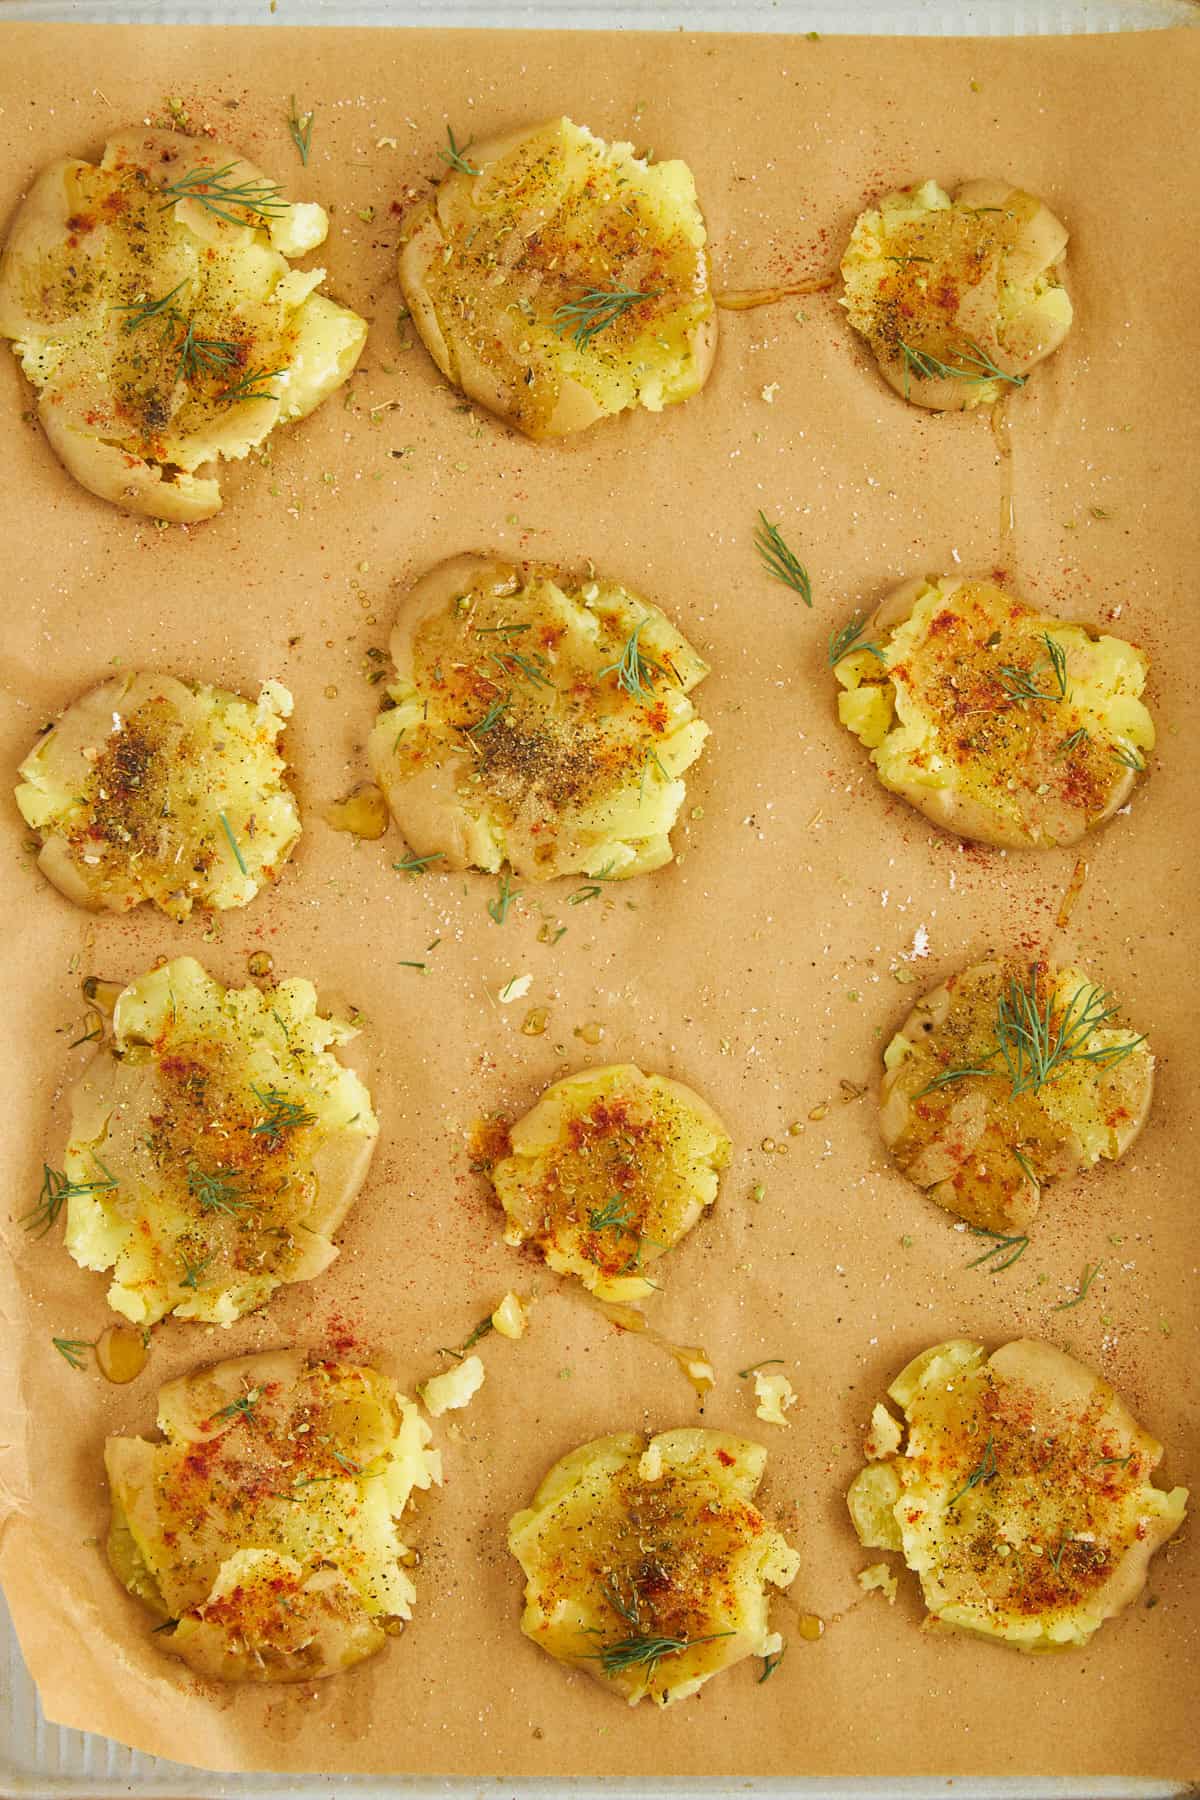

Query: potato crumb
[491,1292,528,1340]
[638,1442,665,1482]
[754,1371,797,1427]
[421,1354,485,1417]
[864,1402,903,1461]
[858,1563,898,1604]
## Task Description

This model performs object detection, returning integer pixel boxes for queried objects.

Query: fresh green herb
[473,621,531,636]
[488,648,553,690]
[287,95,314,165]
[217,365,288,405]
[601,1574,642,1628]
[179,1249,214,1291]
[487,870,521,925]
[159,162,288,227]
[551,285,659,349]
[214,1386,263,1423]
[466,691,510,736]
[1057,727,1091,756]
[250,1085,316,1142]
[754,512,812,606]
[439,126,479,176]
[897,338,1027,396]
[1042,634,1069,698]
[914,1058,998,1097]
[597,620,670,704]
[759,1643,787,1683]
[439,1316,494,1360]
[174,317,239,382]
[995,967,1143,1098]
[1052,1261,1101,1311]
[884,253,932,265]
[1111,743,1146,772]
[568,860,617,905]
[828,615,883,666]
[393,851,444,875]
[586,1630,733,1678]
[53,1336,92,1371]
[1048,1538,1071,1575]
[640,745,671,803]
[1011,1148,1041,1191]
[186,1163,251,1216]
[25,1159,117,1236]
[114,280,187,334]
[996,637,1067,707]
[588,1196,637,1234]
[151,1618,179,1634]
[966,1227,1030,1273]
[68,1014,104,1050]
[737,1359,786,1379]
[398,960,428,972]
[1097,1451,1134,1469]
[218,809,248,875]
[947,1433,998,1508]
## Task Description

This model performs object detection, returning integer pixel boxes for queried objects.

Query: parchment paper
[0,21,1196,1783]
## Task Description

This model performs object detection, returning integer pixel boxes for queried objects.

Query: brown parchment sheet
[0,20,1197,1784]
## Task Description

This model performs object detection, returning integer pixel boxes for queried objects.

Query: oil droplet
[247,950,274,979]
[1056,855,1089,929]
[95,1324,148,1385]
[787,1121,804,1136]
[760,1137,777,1153]
[808,1103,829,1122]
[574,1020,605,1046]
[81,976,122,1014]
[323,684,339,699]
[324,782,389,840]
[798,1613,825,1642]
[521,1007,549,1037]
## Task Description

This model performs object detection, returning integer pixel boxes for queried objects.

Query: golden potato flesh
[880,958,1152,1234]
[398,116,716,440]
[0,129,367,520]
[835,576,1153,850]
[62,957,378,1326]
[846,1339,1187,1650]
[16,672,299,920]
[105,1349,441,1682]
[840,178,1072,410]
[489,1064,731,1303]
[367,556,710,882]
[508,1429,799,1706]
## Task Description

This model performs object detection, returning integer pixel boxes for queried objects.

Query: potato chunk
[880,957,1152,1234]
[508,1428,799,1705]
[367,556,710,882]
[0,129,367,519]
[399,117,716,439]
[834,576,1153,850]
[105,1349,441,1682]
[846,1339,1187,1650]
[16,672,299,919]
[840,178,1072,409]
[62,956,378,1326]
[490,1064,731,1302]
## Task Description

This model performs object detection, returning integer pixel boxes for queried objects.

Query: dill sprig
[439,1316,494,1360]
[218,809,249,875]
[588,1196,637,1234]
[997,634,1068,707]
[966,1226,1030,1273]
[174,318,239,383]
[114,280,187,334]
[52,1335,93,1371]
[214,1385,263,1424]
[897,338,1027,396]
[439,125,479,176]
[250,1085,316,1142]
[186,1163,251,1216]
[466,691,510,737]
[473,621,530,636]
[737,1359,786,1379]
[488,647,553,690]
[25,1158,117,1236]
[1052,1260,1101,1311]
[179,1249,214,1291]
[597,620,670,703]
[754,512,812,607]
[160,162,288,228]
[995,967,1142,1098]
[914,1057,998,1097]
[217,365,288,405]
[1111,743,1146,772]
[568,860,617,905]
[586,1629,733,1678]
[552,285,659,350]
[1057,727,1091,757]
[828,615,883,666]
[487,870,521,925]
[759,1643,787,1683]
[393,851,445,875]
[946,1433,998,1509]
[287,95,314,165]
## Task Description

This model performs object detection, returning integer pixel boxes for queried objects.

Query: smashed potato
[0,129,367,520]
[62,957,378,1326]
[847,1339,1186,1650]
[835,576,1153,849]
[367,556,710,882]
[106,1349,440,1682]
[881,957,1152,1233]
[399,116,716,439]
[840,178,1072,409]
[489,1063,731,1302]
[16,671,299,919]
[508,1429,799,1705]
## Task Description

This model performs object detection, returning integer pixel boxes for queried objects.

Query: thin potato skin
[840,178,1072,410]
[105,1349,441,1682]
[489,1063,731,1302]
[399,117,716,440]
[63,957,378,1326]
[15,671,300,919]
[835,575,1153,850]
[0,130,366,519]
[880,957,1153,1234]
[508,1428,799,1705]
[368,555,710,882]
[847,1339,1187,1650]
